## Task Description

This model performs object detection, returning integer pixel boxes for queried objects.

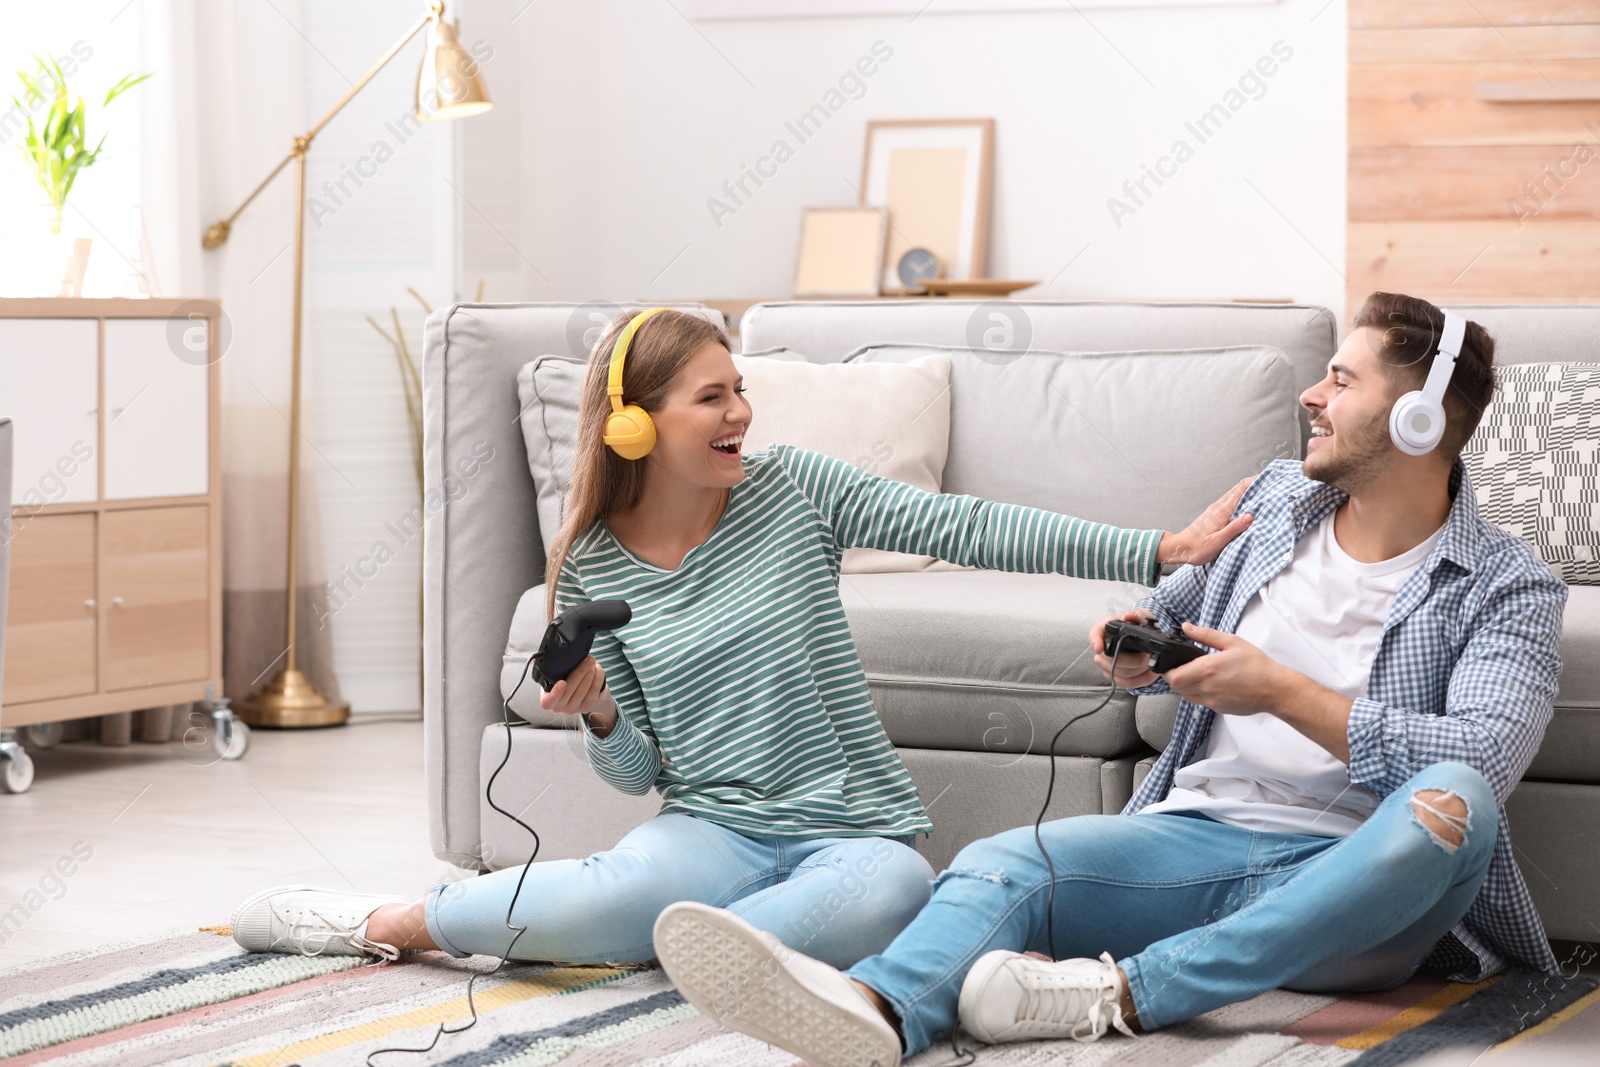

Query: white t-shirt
[1139,511,1446,837]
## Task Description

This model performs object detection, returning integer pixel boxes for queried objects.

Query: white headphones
[1388,309,1466,457]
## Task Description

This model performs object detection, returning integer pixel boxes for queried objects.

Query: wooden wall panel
[1350,146,1600,221]
[1352,1,1600,30]
[1349,220,1600,298]
[1351,62,1600,147]
[1348,2,1600,315]
[1353,26,1600,64]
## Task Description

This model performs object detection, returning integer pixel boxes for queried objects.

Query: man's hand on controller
[539,655,619,736]
[1091,612,1297,713]
[1160,623,1295,715]
[1157,475,1257,567]
[1091,609,1162,689]
[1174,624,1356,761]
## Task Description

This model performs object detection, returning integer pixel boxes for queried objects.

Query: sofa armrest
[423,307,547,867]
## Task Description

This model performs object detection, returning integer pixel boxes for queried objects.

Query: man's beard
[1303,407,1394,493]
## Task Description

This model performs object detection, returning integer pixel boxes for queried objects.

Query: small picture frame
[860,118,994,293]
[793,207,887,297]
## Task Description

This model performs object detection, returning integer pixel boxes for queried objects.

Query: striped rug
[0,929,1593,1066]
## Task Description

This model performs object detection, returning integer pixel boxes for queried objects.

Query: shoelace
[268,904,400,963]
[1018,953,1134,1043]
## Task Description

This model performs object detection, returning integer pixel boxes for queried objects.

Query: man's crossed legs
[656,761,1496,1067]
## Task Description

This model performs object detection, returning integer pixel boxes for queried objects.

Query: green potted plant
[13,56,149,234]
[12,55,148,296]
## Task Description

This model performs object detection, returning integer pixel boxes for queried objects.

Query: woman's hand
[539,655,618,736]
[1091,609,1161,689]
[1157,475,1256,567]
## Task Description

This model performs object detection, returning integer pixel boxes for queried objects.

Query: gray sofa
[422,300,1598,945]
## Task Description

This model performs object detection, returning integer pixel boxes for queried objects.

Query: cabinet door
[0,319,99,505]
[3,512,98,703]
[104,318,209,500]
[104,506,210,690]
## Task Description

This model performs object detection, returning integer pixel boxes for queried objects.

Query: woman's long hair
[544,308,731,619]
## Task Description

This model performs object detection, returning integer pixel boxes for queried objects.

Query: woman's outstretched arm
[771,445,1253,586]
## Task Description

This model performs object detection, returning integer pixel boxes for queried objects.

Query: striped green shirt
[559,444,1163,840]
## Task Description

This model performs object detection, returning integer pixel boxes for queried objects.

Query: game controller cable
[937,625,1146,1067]
[362,601,630,1066]
[1032,616,1204,962]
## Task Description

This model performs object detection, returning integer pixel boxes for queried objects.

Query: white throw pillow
[734,350,963,573]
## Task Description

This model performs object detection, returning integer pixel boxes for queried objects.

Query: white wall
[288,0,1347,712]
[301,0,461,713]
[469,0,1347,321]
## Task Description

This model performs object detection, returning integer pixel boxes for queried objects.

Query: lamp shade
[416,17,492,121]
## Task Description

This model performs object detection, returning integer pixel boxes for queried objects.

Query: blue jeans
[847,761,1497,1053]
[423,813,934,968]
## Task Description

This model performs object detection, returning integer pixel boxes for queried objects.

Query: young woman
[229,308,1254,969]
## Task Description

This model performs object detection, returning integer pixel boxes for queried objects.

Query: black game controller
[531,600,632,690]
[1101,619,1205,674]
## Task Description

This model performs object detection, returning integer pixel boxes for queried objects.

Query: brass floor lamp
[204,1,491,727]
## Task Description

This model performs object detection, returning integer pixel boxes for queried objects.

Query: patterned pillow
[1461,362,1600,585]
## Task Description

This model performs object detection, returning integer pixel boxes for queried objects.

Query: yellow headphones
[603,307,669,460]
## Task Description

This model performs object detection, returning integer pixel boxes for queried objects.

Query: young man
[651,293,1569,1067]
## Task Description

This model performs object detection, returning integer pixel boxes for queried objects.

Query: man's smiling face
[1299,326,1402,493]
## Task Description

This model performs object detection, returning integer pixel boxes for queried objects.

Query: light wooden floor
[0,717,458,971]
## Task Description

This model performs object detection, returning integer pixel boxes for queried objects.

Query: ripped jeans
[846,761,1497,1053]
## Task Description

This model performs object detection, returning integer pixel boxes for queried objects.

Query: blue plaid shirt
[1125,459,1567,980]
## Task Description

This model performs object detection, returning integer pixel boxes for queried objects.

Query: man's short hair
[1352,291,1497,459]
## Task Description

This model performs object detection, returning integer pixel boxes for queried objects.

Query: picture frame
[792,206,887,297]
[860,118,994,293]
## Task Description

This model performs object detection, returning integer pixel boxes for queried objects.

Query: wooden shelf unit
[0,298,223,728]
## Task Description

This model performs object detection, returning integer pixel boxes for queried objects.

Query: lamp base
[236,668,350,728]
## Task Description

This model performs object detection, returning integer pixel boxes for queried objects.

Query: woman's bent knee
[876,840,936,919]
[823,838,934,921]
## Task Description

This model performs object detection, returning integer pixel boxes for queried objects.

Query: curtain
[143,0,342,714]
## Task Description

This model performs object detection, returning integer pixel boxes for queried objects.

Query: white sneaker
[230,884,407,962]
[958,950,1136,1044]
[654,901,902,1067]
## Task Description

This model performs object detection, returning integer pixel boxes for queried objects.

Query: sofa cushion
[1451,304,1600,370]
[732,351,959,574]
[515,356,585,560]
[845,343,1302,537]
[1526,584,1600,782]
[1461,362,1600,586]
[838,570,1146,759]
[1135,692,1182,751]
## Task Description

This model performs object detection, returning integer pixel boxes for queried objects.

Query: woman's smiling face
[644,341,752,489]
